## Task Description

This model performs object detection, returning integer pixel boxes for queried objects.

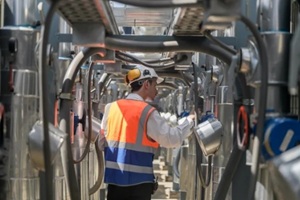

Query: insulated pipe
[289,16,300,95]
[13,0,37,26]
[59,48,106,200]
[105,36,234,65]
[257,0,291,32]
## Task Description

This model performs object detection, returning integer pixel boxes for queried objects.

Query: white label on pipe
[280,130,294,152]
[163,41,178,46]
[172,0,197,4]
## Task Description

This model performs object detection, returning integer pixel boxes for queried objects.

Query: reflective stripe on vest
[104,99,158,186]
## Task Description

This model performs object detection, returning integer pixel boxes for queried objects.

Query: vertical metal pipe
[258,0,291,32]
[13,0,37,26]
[0,27,39,199]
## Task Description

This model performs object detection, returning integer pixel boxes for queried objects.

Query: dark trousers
[107,183,153,200]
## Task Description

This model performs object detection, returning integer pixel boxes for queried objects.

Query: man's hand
[187,114,195,121]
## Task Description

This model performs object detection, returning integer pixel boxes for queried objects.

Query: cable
[73,62,94,163]
[239,15,268,200]
[203,31,237,55]
[59,48,105,200]
[39,1,61,199]
[111,0,203,8]
[105,35,234,65]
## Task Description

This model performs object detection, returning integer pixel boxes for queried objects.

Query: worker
[100,65,195,200]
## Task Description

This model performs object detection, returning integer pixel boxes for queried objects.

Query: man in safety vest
[100,65,195,200]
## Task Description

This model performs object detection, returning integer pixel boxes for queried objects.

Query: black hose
[239,15,268,200]
[59,48,105,200]
[73,62,94,163]
[203,31,237,55]
[89,137,104,195]
[111,0,203,8]
[105,35,234,65]
[214,145,244,200]
[39,1,61,199]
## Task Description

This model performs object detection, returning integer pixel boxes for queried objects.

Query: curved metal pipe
[105,36,234,65]
[59,48,106,200]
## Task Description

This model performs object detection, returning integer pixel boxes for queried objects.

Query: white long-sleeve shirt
[101,93,194,148]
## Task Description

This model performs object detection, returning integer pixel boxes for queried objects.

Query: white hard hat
[126,65,164,85]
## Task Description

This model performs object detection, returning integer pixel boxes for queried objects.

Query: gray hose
[59,48,106,200]
[105,36,234,65]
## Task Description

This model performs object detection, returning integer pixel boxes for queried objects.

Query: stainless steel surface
[9,72,39,199]
[240,48,251,74]
[268,146,300,200]
[180,137,197,200]
[13,0,37,26]
[255,167,274,200]
[255,84,290,114]
[28,121,67,171]
[195,118,223,156]
[0,27,39,200]
[253,33,292,113]
[261,33,292,85]
[0,27,38,69]
[257,0,291,32]
[59,17,72,58]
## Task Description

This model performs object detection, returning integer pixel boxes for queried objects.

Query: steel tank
[0,27,39,200]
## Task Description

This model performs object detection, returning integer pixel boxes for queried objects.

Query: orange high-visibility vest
[104,99,159,186]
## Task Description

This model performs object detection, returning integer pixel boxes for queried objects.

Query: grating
[172,7,205,36]
[57,0,119,34]
[58,0,102,23]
